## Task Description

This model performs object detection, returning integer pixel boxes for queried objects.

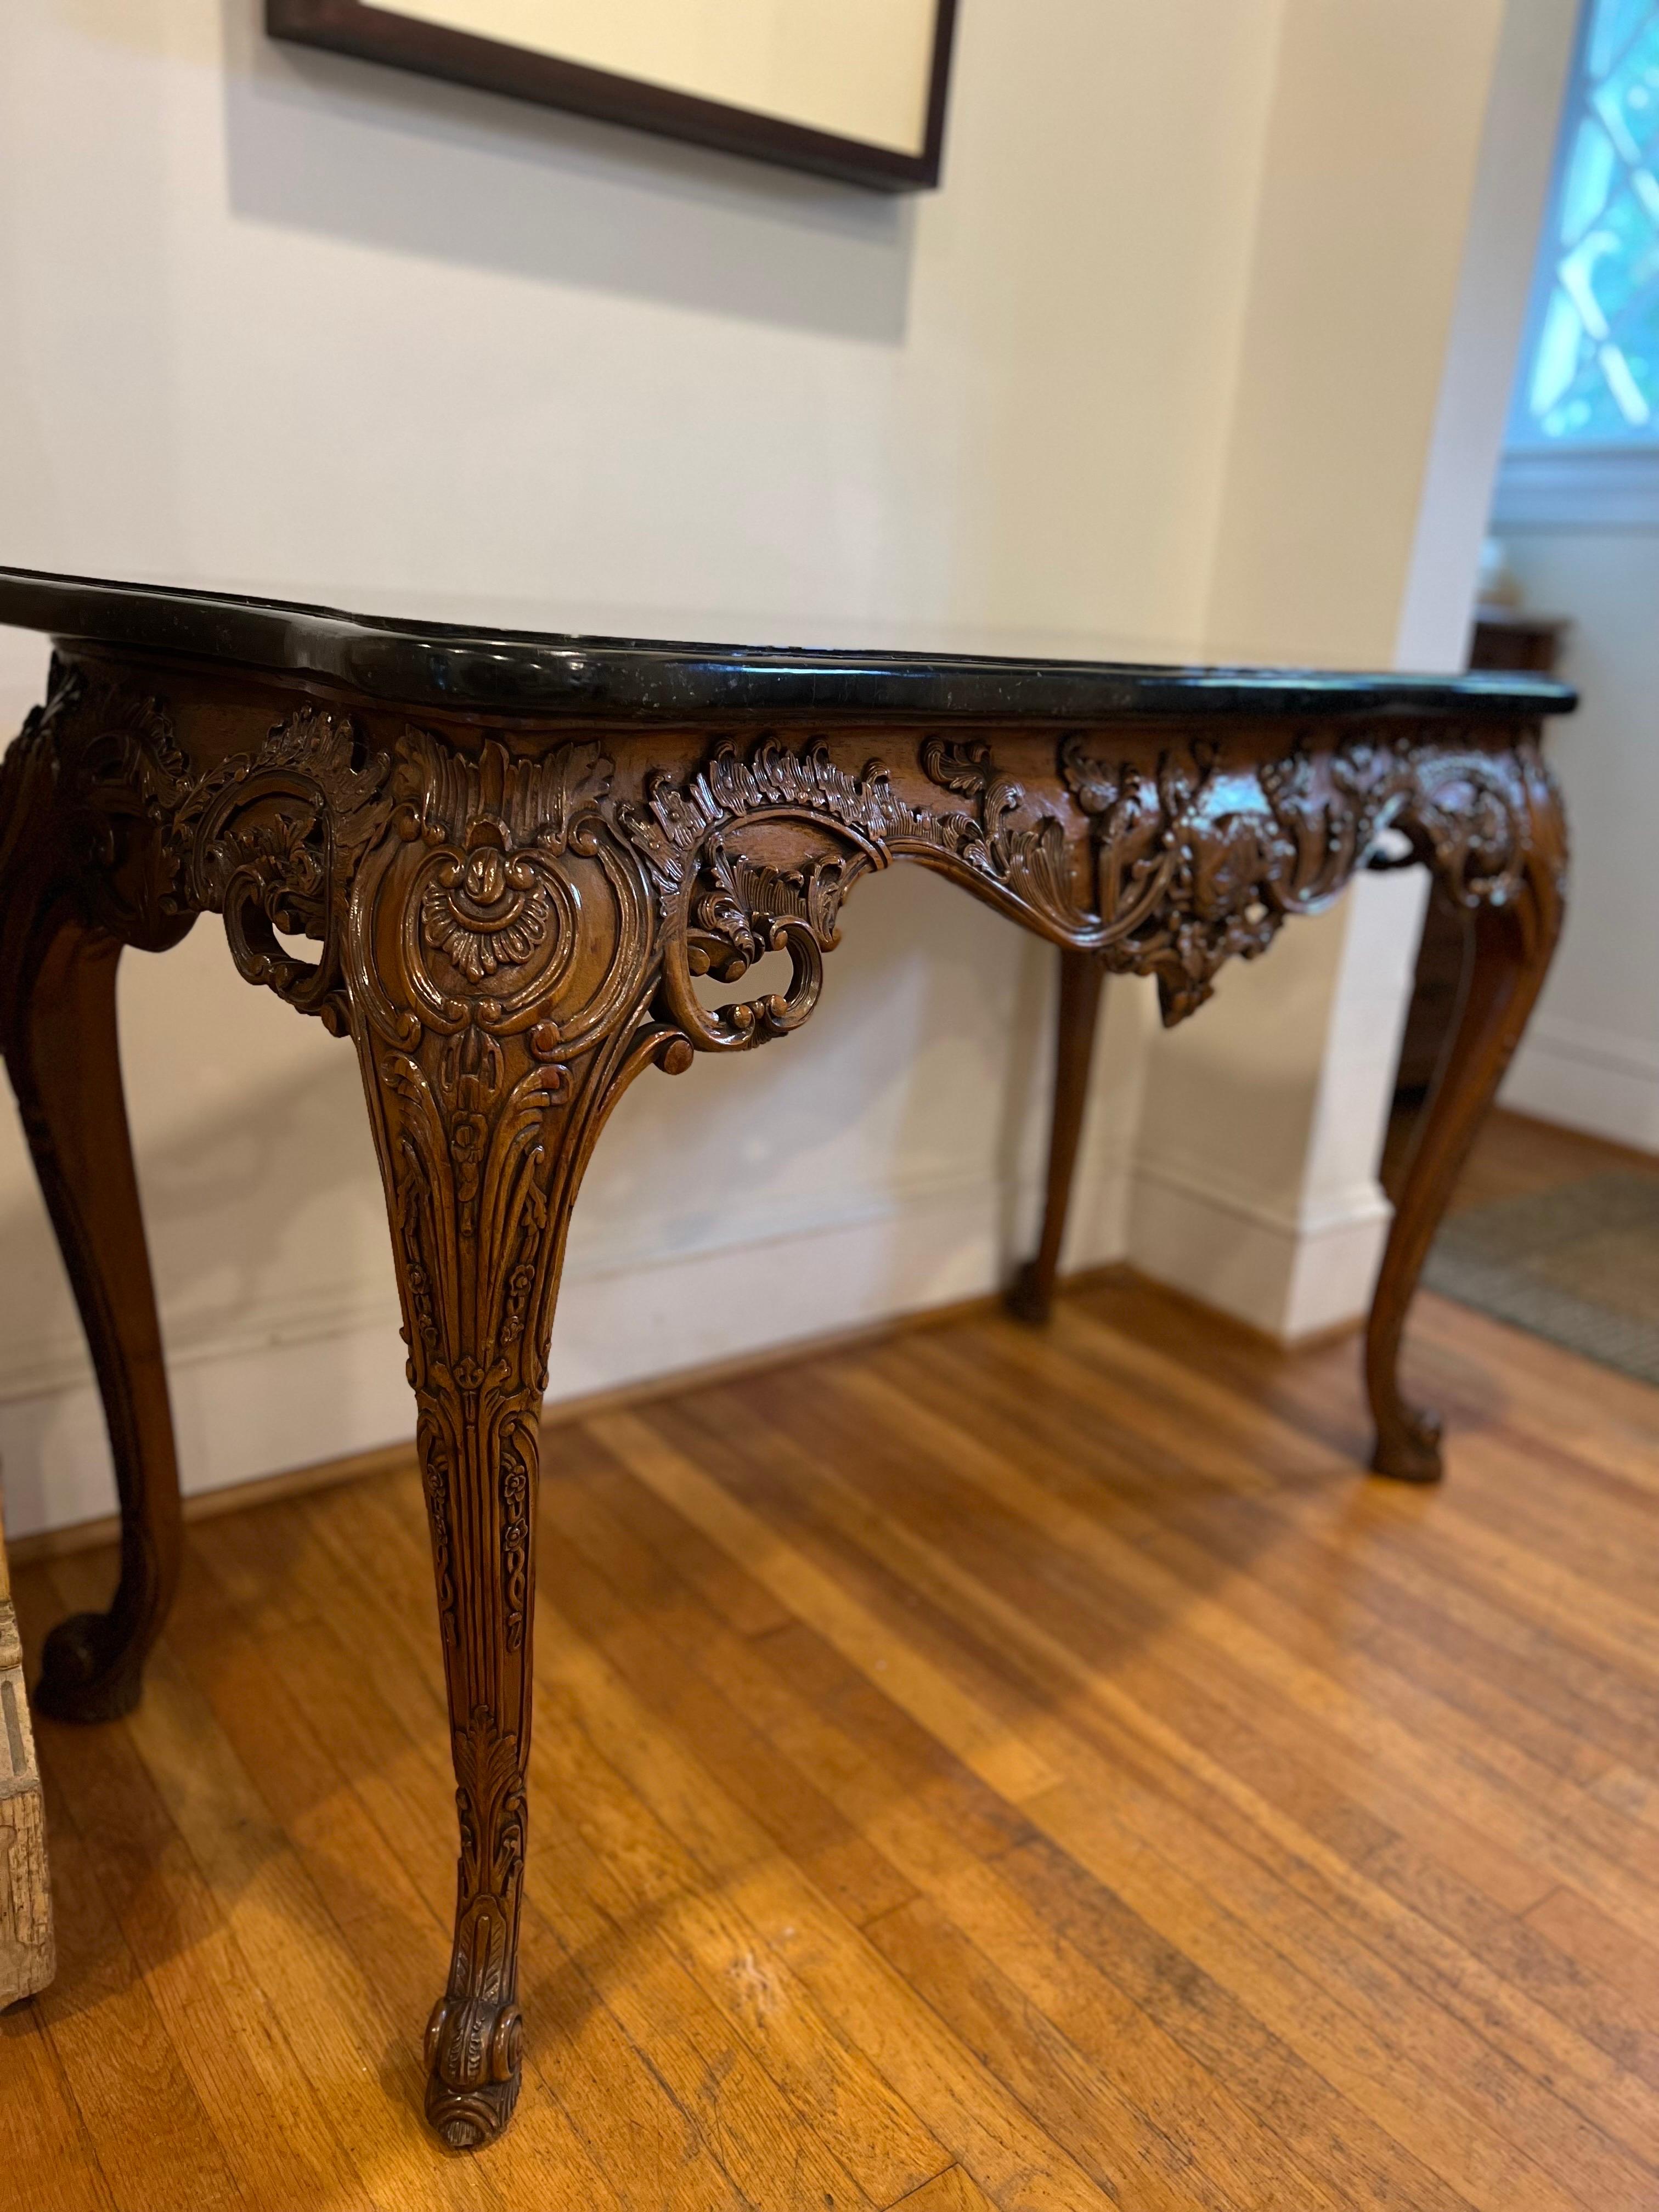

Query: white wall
[1488,516,1659,1148]
[0,0,1544,1536]
[1480,0,1659,1154]
[1124,0,1576,1337]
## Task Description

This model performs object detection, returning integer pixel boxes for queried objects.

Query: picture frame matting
[266,0,961,191]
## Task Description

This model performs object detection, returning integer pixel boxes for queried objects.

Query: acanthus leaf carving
[332,726,669,2148]
[0,656,1562,2154]
[182,706,392,1032]
[424,1702,527,2147]
[1062,725,1546,1023]
[618,732,1086,1051]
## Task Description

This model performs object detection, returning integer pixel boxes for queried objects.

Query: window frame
[1506,0,1659,456]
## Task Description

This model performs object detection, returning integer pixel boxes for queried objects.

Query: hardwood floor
[1444,1103,1659,1215]
[9,1111,1659,2209]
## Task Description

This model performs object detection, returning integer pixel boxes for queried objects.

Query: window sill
[1494,445,1659,532]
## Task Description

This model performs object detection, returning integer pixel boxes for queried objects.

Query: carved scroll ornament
[1,654,1561,2146]
[14,658,1560,1056]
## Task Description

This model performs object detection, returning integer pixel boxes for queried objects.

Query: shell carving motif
[420,847,556,983]
[0,650,1564,2159]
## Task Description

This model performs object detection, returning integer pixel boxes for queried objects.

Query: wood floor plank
[891,2170,1002,2212]
[589,1407,1058,1805]
[839,1343,1659,1944]
[26,1645,352,2212]
[836,1342,1659,2000]
[562,1470,1454,2212]
[19,1775,243,2212]
[624,1396,1635,2212]
[803,1368,1659,2193]
[16,1107,1659,2207]
[179,1505,640,2210]
[527,1702,949,2210]
[770,1410,1659,2169]
[535,1595,1121,2211]
[104,1626,490,2212]
[814,1352,1577,1905]
[534,1453,1335,2210]
[0,1999,116,2212]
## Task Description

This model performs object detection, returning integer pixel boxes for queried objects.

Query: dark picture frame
[266,0,960,191]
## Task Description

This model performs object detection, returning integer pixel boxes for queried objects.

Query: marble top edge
[0,567,1578,723]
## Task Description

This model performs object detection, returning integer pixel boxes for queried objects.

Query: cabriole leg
[345,733,669,2147]
[1008,947,1107,1324]
[0,916,183,1721]
[1367,784,1566,1482]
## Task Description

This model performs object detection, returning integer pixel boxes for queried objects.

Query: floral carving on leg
[0,669,1567,2148]
[343,729,668,2148]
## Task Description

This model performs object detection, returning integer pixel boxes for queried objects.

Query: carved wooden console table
[0,569,1573,2150]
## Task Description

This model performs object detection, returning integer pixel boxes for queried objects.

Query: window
[1514,0,1659,445]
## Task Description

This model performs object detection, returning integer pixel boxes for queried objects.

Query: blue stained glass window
[1515,0,1659,443]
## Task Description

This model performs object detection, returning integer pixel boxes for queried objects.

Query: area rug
[1422,1172,1659,1387]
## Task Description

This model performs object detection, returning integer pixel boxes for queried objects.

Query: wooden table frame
[0,572,1571,2149]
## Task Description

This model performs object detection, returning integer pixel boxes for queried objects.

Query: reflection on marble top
[0,567,1578,724]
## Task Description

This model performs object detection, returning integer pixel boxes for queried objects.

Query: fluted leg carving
[354,1020,646,2147]
[344,733,676,2147]
[0,648,1570,2147]
[1367,753,1568,1481]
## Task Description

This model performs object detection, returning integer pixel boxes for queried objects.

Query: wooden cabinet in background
[1469,608,1573,675]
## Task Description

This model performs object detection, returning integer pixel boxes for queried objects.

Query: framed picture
[266,0,961,192]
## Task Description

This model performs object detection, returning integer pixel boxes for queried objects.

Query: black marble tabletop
[0,567,1578,725]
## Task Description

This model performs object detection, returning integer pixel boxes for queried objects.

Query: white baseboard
[1501,1014,1659,1153]
[1127,1159,1390,1344]
[0,1155,1137,1542]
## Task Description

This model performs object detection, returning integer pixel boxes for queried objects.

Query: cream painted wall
[1491,526,1659,1149]
[0,0,1548,1534]
[1204,0,1514,672]
[0,0,1282,1536]
[1483,0,1659,1160]
[1398,0,1582,672]
[1125,0,1576,1339]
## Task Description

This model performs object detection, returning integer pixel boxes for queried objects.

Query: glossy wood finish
[1470,607,1572,673]
[10,1248,1659,2209]
[1017,733,1570,1460]
[0,569,1573,2148]
[1368,853,1566,1479]
[0,749,187,1728]
[1392,609,1569,1109]
[1007,949,1106,1325]
[1018,607,1578,1327]
[0,566,1573,724]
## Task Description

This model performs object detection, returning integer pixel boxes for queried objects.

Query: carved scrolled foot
[424,1991,523,2151]
[1363,757,1565,1487]
[1369,1404,1444,1486]
[33,1608,146,1723]
[1005,1259,1053,1327]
